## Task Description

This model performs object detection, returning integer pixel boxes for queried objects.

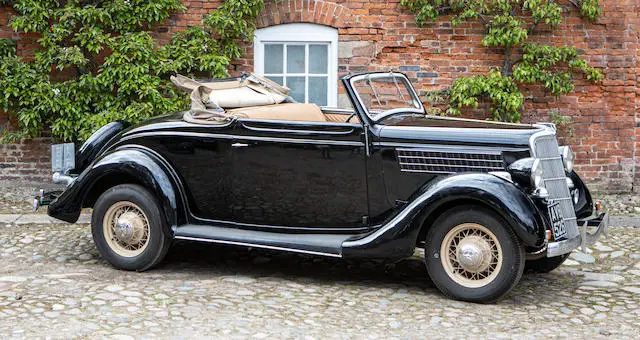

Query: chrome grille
[531,134,579,239]
[397,148,504,174]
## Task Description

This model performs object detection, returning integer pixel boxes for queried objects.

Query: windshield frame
[348,72,425,123]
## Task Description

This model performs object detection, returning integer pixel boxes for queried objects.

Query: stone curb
[0,213,91,224]
[0,213,638,227]
[609,215,640,227]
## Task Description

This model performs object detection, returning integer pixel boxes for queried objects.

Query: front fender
[48,146,183,234]
[570,171,593,219]
[342,173,548,259]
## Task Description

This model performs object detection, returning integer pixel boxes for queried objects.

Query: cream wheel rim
[103,201,150,257]
[440,223,503,288]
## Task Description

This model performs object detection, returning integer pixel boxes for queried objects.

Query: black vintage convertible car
[37,72,607,302]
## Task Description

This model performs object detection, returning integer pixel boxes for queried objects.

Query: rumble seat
[228,103,328,122]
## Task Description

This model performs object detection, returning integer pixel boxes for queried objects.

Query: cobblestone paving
[599,194,640,216]
[0,196,91,216]
[0,200,33,215]
[0,222,638,338]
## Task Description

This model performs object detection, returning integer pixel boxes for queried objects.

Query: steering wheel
[344,112,357,123]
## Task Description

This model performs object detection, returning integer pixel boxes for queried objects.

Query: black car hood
[376,114,548,149]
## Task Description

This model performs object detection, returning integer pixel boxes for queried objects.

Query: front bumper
[32,189,62,212]
[32,172,75,211]
[547,212,608,257]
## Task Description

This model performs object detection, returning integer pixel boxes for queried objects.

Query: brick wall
[0,138,51,182]
[1,0,639,192]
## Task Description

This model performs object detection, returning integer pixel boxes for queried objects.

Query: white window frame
[254,23,338,107]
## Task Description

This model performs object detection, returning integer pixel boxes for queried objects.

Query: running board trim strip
[174,236,343,258]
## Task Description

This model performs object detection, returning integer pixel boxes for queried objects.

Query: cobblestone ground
[0,200,33,215]
[0,221,638,339]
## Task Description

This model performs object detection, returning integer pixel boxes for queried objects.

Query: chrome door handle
[232,143,249,148]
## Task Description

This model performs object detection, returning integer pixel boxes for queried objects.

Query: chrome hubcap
[114,211,144,243]
[457,236,493,272]
[114,220,133,240]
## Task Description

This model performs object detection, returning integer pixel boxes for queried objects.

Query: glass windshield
[350,73,423,120]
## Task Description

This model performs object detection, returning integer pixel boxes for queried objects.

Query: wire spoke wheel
[103,201,151,258]
[440,223,503,288]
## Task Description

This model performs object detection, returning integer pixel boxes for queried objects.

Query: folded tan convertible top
[170,73,292,124]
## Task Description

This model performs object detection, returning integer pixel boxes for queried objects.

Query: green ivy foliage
[0,38,15,57]
[401,0,603,123]
[514,43,603,96]
[575,0,601,19]
[0,0,264,142]
[448,69,524,122]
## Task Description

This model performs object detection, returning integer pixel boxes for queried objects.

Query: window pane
[309,45,328,74]
[264,44,283,74]
[286,77,306,103]
[266,76,283,85]
[308,76,328,106]
[286,45,305,73]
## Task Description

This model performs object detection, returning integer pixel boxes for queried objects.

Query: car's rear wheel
[92,184,171,271]
[525,254,570,273]
[424,206,525,303]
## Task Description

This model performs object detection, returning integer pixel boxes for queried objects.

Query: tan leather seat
[324,113,361,124]
[228,103,327,122]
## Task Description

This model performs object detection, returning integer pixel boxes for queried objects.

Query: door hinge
[362,215,370,226]
[395,200,408,208]
[364,124,371,157]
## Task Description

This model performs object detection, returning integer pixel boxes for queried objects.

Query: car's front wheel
[424,206,525,303]
[91,184,171,271]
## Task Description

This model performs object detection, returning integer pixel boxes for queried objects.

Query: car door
[228,118,369,231]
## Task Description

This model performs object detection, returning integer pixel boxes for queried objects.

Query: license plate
[51,143,75,172]
[548,201,568,240]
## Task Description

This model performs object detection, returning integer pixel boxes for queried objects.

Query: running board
[174,225,356,258]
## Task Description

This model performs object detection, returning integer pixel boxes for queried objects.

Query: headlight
[558,146,575,173]
[531,158,544,188]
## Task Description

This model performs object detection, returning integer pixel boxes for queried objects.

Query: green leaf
[401,0,603,123]
[1,0,263,142]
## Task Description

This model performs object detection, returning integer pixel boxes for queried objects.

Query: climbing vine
[401,0,603,122]
[0,0,264,142]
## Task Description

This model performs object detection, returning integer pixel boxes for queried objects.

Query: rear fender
[342,173,548,259]
[74,121,129,174]
[48,146,184,235]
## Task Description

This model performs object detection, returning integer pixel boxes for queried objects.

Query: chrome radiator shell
[529,130,579,240]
